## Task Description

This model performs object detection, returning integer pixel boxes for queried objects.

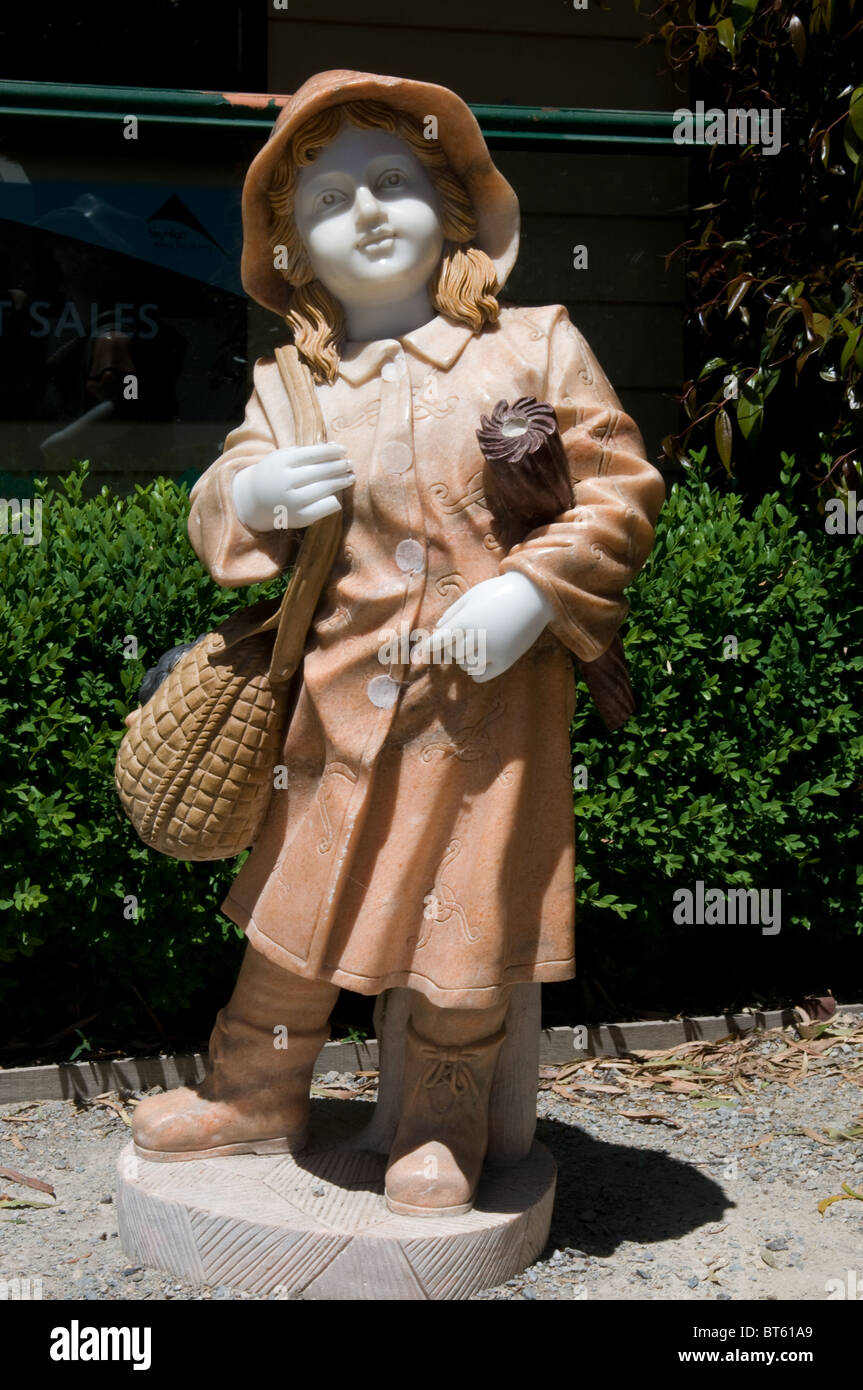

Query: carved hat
[241,69,521,317]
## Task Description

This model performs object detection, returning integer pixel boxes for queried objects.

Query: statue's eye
[378,170,406,190]
[315,189,345,212]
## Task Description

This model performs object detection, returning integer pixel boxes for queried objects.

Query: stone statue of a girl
[131,69,665,1218]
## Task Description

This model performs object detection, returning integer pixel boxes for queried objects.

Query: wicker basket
[114,345,340,861]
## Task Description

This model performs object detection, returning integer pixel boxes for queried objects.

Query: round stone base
[116,1100,556,1300]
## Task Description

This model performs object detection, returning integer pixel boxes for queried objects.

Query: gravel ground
[2,1029,862,1301]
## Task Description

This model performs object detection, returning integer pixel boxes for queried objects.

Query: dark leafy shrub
[570,454,863,1012]
[0,464,281,1048]
[639,0,863,497]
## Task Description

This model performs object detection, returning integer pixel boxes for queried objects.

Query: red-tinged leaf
[726,277,751,316]
[618,1109,684,1129]
[849,86,863,140]
[715,408,733,472]
[0,1165,55,1196]
[789,14,806,62]
[794,296,816,338]
[796,343,822,378]
[550,1083,590,1104]
[796,1125,838,1145]
[820,130,831,169]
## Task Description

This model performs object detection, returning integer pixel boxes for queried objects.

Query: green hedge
[571,457,863,1004]
[0,465,278,1044]
[0,460,861,1043]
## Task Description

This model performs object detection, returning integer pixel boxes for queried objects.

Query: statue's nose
[354,185,384,223]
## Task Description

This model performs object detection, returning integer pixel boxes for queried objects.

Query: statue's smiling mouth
[357,229,396,250]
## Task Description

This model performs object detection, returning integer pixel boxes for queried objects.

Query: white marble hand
[417,571,557,683]
[232,443,354,533]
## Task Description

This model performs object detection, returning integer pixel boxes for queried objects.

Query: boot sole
[384,1193,474,1217]
[133,1135,306,1163]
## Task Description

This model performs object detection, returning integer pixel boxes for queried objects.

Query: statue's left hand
[415,572,557,683]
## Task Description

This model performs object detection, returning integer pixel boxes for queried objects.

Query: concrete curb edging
[2,1004,860,1104]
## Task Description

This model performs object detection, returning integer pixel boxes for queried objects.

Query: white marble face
[293,126,444,325]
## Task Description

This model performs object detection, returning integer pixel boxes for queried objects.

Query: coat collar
[336,313,475,386]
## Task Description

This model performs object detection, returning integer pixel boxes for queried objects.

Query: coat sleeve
[188,364,300,588]
[498,306,666,662]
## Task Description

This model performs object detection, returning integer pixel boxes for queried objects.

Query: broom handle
[258,346,343,685]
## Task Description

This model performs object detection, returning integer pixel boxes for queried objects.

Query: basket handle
[260,345,343,685]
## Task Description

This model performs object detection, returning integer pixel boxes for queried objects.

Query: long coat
[188,303,665,1008]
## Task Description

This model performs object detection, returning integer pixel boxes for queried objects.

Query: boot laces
[420,1044,481,1100]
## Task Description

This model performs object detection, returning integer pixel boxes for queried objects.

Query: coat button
[395,539,424,572]
[367,674,401,709]
[381,355,407,382]
[381,440,412,473]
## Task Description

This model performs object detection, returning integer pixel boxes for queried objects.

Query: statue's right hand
[231,443,354,533]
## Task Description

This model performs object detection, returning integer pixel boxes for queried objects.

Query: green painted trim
[0,81,683,150]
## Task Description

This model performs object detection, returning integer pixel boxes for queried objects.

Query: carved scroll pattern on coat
[428,470,488,516]
[417,838,479,948]
[518,312,551,343]
[316,761,358,854]
[435,571,469,601]
[559,315,595,386]
[420,697,514,787]
[331,400,381,431]
[412,369,460,421]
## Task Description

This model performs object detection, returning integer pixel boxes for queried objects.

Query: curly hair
[266,99,500,383]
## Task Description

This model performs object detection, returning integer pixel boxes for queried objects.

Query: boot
[385,1007,507,1217]
[132,944,338,1162]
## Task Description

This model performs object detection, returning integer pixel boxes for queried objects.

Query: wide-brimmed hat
[241,69,520,317]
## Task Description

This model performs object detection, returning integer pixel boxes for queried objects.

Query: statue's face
[294,125,444,323]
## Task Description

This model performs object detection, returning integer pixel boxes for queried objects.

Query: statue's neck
[343,288,436,344]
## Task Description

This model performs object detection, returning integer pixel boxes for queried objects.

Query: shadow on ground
[538,1114,732,1256]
